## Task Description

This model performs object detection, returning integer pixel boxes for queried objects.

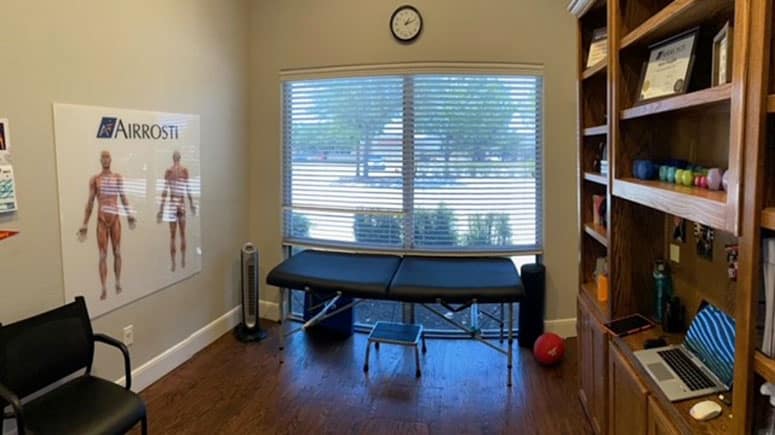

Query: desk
[611,326,732,435]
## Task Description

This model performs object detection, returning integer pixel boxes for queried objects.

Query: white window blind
[283,71,543,254]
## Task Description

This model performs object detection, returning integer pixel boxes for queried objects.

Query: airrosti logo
[97,117,179,140]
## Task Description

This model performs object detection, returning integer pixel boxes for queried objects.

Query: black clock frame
[390,5,423,43]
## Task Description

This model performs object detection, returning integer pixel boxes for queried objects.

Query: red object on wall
[0,230,19,241]
[533,332,566,366]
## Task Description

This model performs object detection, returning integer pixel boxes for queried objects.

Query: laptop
[634,303,735,402]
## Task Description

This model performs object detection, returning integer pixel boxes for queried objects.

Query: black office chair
[0,296,147,434]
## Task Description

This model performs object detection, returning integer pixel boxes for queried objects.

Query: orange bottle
[596,273,609,302]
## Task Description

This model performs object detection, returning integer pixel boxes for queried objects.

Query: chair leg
[141,415,148,435]
[422,333,427,354]
[363,341,371,372]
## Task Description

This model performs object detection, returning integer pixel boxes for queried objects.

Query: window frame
[280,62,545,257]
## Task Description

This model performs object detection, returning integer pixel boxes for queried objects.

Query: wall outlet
[123,325,134,346]
[669,244,680,263]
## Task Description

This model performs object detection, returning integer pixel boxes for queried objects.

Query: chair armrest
[93,333,132,390]
[0,381,25,434]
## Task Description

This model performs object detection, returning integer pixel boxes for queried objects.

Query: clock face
[391,6,422,42]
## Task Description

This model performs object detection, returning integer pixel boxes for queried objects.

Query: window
[283,68,543,254]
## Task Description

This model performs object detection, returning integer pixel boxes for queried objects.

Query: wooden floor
[135,321,591,435]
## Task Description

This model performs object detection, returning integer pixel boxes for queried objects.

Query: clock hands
[405,18,415,26]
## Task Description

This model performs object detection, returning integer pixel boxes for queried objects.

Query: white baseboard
[545,317,577,338]
[115,305,241,393]
[260,300,280,322]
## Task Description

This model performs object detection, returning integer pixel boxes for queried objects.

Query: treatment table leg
[500,302,505,343]
[278,287,286,364]
[507,302,513,387]
[364,342,371,372]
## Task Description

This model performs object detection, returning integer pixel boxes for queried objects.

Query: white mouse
[690,400,723,421]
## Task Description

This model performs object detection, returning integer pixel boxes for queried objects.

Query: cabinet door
[578,300,594,419]
[647,396,680,435]
[590,316,608,434]
[609,343,649,435]
[578,296,605,434]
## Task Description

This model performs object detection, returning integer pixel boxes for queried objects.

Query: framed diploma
[586,27,608,68]
[637,28,699,102]
[712,22,733,86]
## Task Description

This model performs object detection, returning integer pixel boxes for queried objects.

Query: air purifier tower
[234,242,267,342]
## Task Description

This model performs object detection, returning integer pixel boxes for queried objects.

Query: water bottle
[654,260,673,322]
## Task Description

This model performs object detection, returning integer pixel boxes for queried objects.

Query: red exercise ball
[533,332,566,366]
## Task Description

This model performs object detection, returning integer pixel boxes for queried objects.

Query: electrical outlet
[123,325,134,346]
[670,244,680,263]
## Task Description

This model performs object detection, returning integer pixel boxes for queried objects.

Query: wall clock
[391,5,423,43]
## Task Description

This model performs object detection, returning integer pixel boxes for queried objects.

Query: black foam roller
[518,263,545,348]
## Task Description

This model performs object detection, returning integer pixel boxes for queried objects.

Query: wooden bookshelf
[619,0,734,50]
[583,124,607,136]
[573,0,766,431]
[584,222,608,247]
[584,172,608,185]
[755,351,775,383]
[574,3,611,432]
[620,84,732,120]
[613,178,727,229]
[582,60,607,80]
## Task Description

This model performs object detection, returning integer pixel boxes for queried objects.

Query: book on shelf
[593,195,606,227]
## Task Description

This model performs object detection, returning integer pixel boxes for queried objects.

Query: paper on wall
[0,164,18,213]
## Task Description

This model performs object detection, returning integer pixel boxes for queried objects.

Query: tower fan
[235,243,267,342]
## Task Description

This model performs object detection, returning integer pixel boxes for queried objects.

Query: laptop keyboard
[657,349,716,391]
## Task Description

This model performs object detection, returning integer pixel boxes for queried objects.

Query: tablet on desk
[604,314,655,337]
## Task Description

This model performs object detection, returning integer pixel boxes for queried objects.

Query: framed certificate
[637,28,699,102]
[712,22,733,86]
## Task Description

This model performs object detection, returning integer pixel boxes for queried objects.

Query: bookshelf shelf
[612,178,727,230]
[755,351,775,383]
[584,222,608,247]
[583,124,607,136]
[767,95,775,113]
[582,60,607,80]
[584,172,608,185]
[763,208,775,230]
[619,0,733,50]
[620,85,732,120]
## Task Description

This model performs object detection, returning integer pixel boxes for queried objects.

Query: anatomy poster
[54,104,201,318]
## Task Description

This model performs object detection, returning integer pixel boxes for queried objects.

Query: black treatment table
[266,249,536,386]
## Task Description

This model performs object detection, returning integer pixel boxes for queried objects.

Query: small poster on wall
[0,119,9,154]
[53,104,202,318]
[0,164,18,213]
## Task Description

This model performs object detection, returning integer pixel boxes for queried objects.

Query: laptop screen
[684,304,736,387]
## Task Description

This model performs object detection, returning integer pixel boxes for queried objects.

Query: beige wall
[249,0,579,321]
[0,0,250,380]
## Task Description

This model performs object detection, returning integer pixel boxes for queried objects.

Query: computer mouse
[690,400,722,421]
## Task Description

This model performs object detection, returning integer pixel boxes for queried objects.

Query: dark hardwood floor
[135,321,591,435]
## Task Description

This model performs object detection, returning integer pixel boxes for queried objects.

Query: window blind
[283,72,543,254]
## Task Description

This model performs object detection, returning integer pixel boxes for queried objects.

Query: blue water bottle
[653,260,673,322]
